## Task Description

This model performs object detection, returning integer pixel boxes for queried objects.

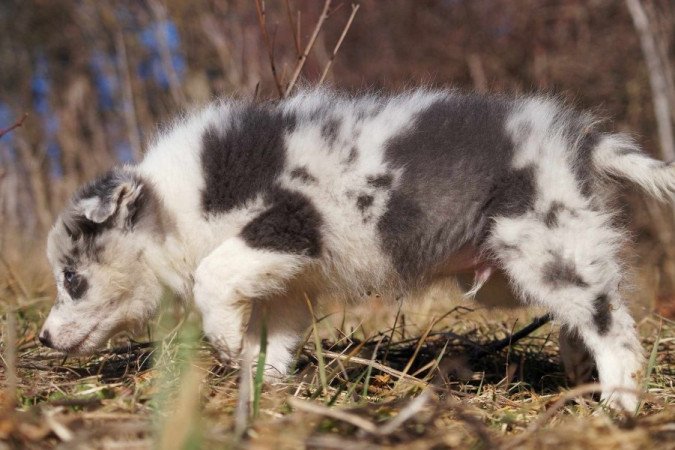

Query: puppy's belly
[434,244,522,308]
[456,270,522,308]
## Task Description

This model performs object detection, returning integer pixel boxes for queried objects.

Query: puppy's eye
[63,269,88,300]
[64,270,77,285]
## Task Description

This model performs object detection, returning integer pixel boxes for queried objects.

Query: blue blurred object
[14,17,188,176]
[30,53,63,176]
[138,20,186,89]
[90,51,120,112]
[116,141,134,163]
[31,55,51,116]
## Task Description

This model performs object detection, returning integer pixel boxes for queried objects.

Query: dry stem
[284,0,332,97]
[318,3,360,85]
[255,0,285,97]
[626,0,675,161]
[0,113,28,140]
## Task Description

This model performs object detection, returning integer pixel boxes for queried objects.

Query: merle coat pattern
[41,88,675,411]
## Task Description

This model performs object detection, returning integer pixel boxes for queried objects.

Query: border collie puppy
[40,88,675,410]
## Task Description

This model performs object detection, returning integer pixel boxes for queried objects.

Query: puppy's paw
[209,334,244,367]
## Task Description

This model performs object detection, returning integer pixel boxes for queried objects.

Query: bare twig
[378,390,433,435]
[318,3,360,85]
[289,396,380,433]
[0,113,28,140]
[479,314,552,356]
[399,316,437,378]
[234,350,253,438]
[44,408,74,442]
[320,349,427,388]
[626,0,675,161]
[467,53,488,94]
[255,0,285,97]
[288,390,434,436]
[285,0,301,57]
[284,0,332,97]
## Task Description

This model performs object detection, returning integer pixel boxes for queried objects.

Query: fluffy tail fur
[592,133,675,201]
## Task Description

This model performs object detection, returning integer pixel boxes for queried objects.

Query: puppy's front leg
[193,237,310,365]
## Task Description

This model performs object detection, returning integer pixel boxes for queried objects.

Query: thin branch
[378,390,433,435]
[467,53,488,94]
[254,0,285,98]
[234,349,253,438]
[0,113,28,140]
[288,390,434,436]
[478,314,552,356]
[626,0,675,161]
[285,0,301,57]
[318,3,360,85]
[284,0,332,97]
[288,396,380,434]
[296,11,301,56]
[320,349,427,388]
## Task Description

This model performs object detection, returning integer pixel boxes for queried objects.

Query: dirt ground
[1,279,674,450]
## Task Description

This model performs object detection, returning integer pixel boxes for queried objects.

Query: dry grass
[1,266,674,450]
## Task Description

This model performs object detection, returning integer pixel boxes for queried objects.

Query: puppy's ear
[77,170,144,226]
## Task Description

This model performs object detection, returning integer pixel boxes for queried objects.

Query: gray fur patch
[289,166,317,184]
[570,128,601,198]
[201,104,295,214]
[542,255,589,288]
[544,201,566,228]
[356,194,374,212]
[343,146,359,165]
[321,117,341,146]
[592,294,612,335]
[378,94,534,279]
[366,173,393,189]
[241,188,322,257]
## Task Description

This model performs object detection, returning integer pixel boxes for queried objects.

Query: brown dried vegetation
[1,1,675,449]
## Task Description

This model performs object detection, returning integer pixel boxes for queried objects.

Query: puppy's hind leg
[489,209,644,411]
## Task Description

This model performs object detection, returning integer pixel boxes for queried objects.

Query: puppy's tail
[591,133,675,201]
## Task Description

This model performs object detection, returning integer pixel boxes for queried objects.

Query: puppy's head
[40,168,165,354]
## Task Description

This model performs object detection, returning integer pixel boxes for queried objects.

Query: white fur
[194,237,311,360]
[593,134,675,200]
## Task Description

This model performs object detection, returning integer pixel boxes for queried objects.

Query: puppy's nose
[38,329,53,348]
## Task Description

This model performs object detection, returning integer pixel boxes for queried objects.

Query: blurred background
[0,0,673,316]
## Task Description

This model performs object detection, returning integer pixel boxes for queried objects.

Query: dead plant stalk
[318,3,360,85]
[284,0,332,97]
[255,0,285,97]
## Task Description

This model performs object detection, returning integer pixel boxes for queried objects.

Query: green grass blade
[639,320,662,414]
[361,341,381,399]
[253,317,268,419]
[304,294,328,395]
[345,370,368,404]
